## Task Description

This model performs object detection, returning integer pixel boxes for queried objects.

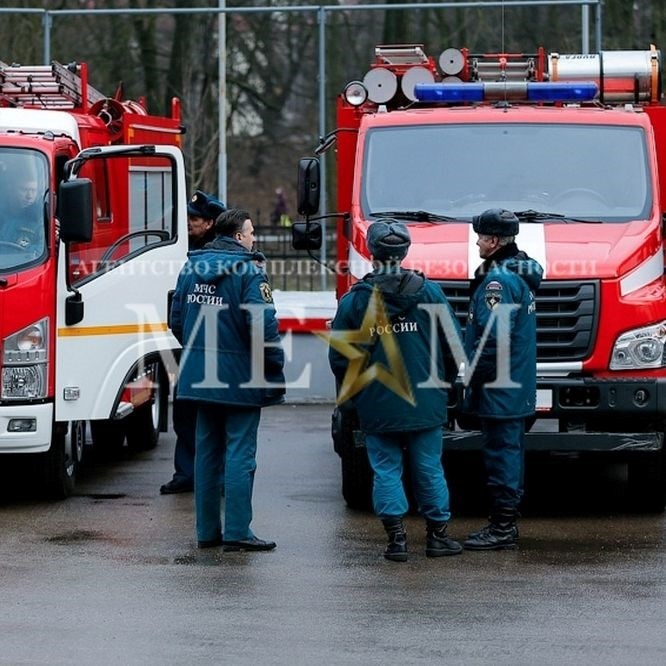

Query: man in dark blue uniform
[462,209,543,550]
[160,190,226,495]
[0,171,45,257]
[170,208,285,551]
[329,220,463,562]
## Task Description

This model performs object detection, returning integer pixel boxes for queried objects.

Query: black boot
[382,518,408,562]
[426,521,463,558]
[463,513,519,551]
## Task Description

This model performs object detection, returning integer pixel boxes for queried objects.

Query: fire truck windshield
[0,149,48,271]
[361,123,651,223]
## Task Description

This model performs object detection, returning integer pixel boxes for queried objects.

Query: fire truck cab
[0,61,187,497]
[296,44,666,512]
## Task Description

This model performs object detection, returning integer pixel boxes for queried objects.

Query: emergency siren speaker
[550,48,661,103]
[400,66,435,101]
[439,48,465,76]
[363,68,398,104]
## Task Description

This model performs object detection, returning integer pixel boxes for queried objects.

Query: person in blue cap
[185,189,226,251]
[161,189,226,495]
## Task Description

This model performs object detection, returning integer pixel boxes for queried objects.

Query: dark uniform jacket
[0,202,43,253]
[170,236,285,407]
[329,267,462,434]
[463,243,543,419]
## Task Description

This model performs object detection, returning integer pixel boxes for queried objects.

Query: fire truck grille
[437,280,599,362]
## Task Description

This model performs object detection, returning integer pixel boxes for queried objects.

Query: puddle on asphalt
[76,493,126,500]
[45,529,106,543]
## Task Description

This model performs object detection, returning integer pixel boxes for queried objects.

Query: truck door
[55,145,187,422]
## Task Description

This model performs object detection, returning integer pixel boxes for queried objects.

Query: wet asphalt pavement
[1,403,665,665]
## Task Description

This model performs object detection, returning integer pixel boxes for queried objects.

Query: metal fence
[254,225,336,292]
[1,2,603,293]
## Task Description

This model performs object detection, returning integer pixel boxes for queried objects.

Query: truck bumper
[446,429,663,453]
[537,376,666,418]
[447,377,666,453]
[0,402,53,454]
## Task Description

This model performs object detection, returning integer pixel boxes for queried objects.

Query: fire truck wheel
[336,410,373,511]
[627,451,666,513]
[90,420,126,459]
[341,444,373,511]
[125,364,168,452]
[38,420,85,499]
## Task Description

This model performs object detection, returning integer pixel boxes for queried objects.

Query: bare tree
[1,0,665,221]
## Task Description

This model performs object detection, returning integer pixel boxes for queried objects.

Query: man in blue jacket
[170,208,285,551]
[329,220,463,562]
[462,208,543,550]
[161,190,226,495]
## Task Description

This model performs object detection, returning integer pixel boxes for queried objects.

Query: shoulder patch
[259,282,273,303]
[484,280,503,310]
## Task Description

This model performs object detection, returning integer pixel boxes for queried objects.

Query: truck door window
[0,148,48,271]
[66,155,176,286]
[129,166,173,252]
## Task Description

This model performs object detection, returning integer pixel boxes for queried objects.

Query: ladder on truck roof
[0,60,106,111]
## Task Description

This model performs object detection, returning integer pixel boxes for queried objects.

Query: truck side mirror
[292,221,323,251]
[58,179,94,243]
[297,157,320,217]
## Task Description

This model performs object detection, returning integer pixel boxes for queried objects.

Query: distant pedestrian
[462,208,543,551]
[160,189,226,495]
[170,208,285,551]
[328,220,463,562]
[270,187,290,227]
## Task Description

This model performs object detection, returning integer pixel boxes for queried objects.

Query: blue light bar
[526,81,598,102]
[415,83,484,103]
[414,81,599,104]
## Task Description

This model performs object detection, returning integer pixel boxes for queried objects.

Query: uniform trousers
[364,426,451,522]
[480,417,526,514]
[171,395,196,484]
[195,403,260,543]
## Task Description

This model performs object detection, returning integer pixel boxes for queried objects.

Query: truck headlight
[1,318,49,400]
[610,322,666,370]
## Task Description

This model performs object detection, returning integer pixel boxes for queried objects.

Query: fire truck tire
[627,451,666,513]
[90,419,126,458]
[38,420,85,499]
[125,364,168,452]
[341,444,373,511]
[336,409,373,511]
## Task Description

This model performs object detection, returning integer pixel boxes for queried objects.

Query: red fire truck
[295,44,666,511]
[0,61,187,497]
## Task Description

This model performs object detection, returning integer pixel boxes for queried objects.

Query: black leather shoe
[223,537,276,552]
[160,478,194,495]
[426,524,463,557]
[463,523,518,550]
[384,535,408,562]
[198,535,223,549]
[382,518,408,562]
